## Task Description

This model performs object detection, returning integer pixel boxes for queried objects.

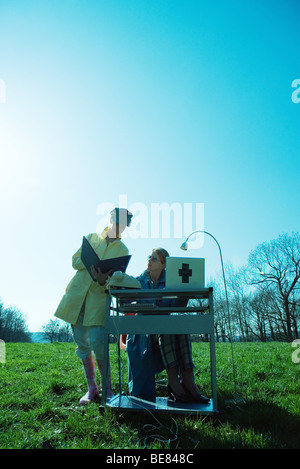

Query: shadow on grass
[219,394,300,449]
[101,409,221,449]
[101,393,300,449]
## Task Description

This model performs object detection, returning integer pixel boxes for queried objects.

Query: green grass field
[0,341,299,449]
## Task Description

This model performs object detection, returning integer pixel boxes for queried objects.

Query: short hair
[110,208,133,227]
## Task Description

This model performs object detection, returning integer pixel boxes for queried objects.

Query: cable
[140,416,179,446]
[182,230,239,401]
[131,403,179,446]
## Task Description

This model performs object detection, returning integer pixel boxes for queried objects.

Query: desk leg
[101,331,109,407]
[117,334,122,396]
[209,292,218,412]
[210,333,218,411]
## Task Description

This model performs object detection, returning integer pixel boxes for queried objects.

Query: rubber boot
[97,359,114,399]
[79,355,99,404]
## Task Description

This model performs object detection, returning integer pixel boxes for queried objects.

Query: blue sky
[0,0,299,331]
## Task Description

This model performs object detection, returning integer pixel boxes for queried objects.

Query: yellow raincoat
[54,229,129,327]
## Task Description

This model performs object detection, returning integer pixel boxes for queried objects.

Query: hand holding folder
[80,236,131,281]
[91,264,113,285]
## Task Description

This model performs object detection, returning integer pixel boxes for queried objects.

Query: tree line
[0,301,73,343]
[211,232,299,342]
[0,302,31,342]
[1,232,299,343]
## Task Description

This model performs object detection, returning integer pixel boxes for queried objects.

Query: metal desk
[100,287,218,415]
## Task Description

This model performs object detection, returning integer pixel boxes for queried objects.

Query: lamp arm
[184,230,230,328]
[184,230,238,398]
[185,230,221,254]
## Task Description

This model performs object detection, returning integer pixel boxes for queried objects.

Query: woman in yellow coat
[55,208,132,404]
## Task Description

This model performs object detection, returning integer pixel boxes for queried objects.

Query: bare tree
[225,264,251,341]
[248,232,300,340]
[208,273,235,342]
[247,287,281,341]
[56,322,73,343]
[42,318,73,343]
[0,302,31,342]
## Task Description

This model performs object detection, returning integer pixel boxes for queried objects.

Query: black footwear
[167,385,194,403]
[182,383,210,403]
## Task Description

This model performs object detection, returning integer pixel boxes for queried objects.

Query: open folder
[80,236,131,281]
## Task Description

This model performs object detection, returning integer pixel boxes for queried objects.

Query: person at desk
[55,208,133,404]
[127,248,209,403]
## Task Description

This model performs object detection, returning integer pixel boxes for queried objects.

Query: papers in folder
[80,236,131,281]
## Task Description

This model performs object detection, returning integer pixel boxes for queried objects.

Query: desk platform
[101,393,217,416]
[101,288,218,416]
